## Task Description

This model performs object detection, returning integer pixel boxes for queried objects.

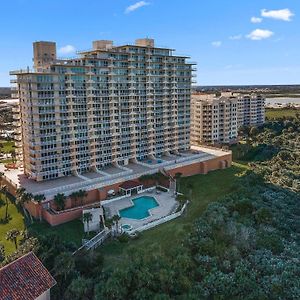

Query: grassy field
[0,193,25,255]
[0,190,85,256]
[98,164,246,267]
[266,108,299,119]
[0,140,15,153]
[28,219,84,247]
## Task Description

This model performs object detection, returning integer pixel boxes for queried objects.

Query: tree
[174,172,183,193]
[54,193,66,211]
[0,171,4,186]
[16,189,33,223]
[33,194,46,222]
[112,214,121,235]
[83,212,93,234]
[70,191,79,208]
[77,190,87,207]
[53,252,75,281]
[0,243,5,263]
[65,277,93,300]
[139,174,153,187]
[10,149,17,164]
[6,229,20,249]
[1,185,9,220]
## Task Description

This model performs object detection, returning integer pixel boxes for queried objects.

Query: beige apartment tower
[191,93,265,146]
[191,94,238,145]
[11,39,193,182]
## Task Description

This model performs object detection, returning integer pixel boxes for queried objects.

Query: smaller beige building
[191,94,238,145]
[191,92,265,146]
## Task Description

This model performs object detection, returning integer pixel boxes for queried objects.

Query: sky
[0,0,299,86]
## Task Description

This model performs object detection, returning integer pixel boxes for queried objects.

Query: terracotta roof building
[0,252,56,300]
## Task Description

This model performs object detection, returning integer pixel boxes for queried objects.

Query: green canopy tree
[54,193,66,211]
[77,190,87,207]
[6,228,20,249]
[33,194,46,222]
[83,212,93,234]
[1,185,9,220]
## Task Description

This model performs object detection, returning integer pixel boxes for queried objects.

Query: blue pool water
[119,196,159,219]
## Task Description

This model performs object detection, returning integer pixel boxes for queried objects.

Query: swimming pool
[119,196,159,220]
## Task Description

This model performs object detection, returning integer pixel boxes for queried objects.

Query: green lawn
[266,108,299,119]
[28,219,85,247]
[99,164,246,267]
[0,191,85,256]
[0,140,15,153]
[0,193,25,255]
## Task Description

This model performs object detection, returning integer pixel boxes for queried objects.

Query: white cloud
[229,34,242,40]
[246,29,274,41]
[251,17,262,23]
[261,8,294,21]
[212,41,222,47]
[125,1,150,14]
[58,45,76,55]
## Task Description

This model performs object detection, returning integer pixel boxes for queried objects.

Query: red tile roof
[0,252,56,300]
[119,180,143,190]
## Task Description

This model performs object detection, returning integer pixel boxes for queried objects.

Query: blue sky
[0,0,299,86]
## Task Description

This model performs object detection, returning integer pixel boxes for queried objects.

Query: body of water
[266,97,300,107]
[119,196,159,220]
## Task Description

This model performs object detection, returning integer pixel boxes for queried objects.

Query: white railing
[41,153,215,199]
[73,228,111,254]
[129,201,189,234]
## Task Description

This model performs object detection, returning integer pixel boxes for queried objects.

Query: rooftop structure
[0,252,56,300]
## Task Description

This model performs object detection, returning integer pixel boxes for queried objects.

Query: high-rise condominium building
[191,94,238,145]
[237,94,265,128]
[11,39,193,182]
[191,93,265,145]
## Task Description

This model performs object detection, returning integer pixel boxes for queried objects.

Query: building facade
[191,93,265,145]
[11,39,193,182]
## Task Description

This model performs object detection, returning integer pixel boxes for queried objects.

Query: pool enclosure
[119,180,143,196]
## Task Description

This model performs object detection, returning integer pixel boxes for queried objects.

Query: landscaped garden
[0,190,85,257]
[98,164,246,267]
[1,115,300,299]
[0,192,25,254]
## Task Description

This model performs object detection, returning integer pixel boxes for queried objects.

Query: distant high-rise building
[11,39,193,182]
[191,93,265,145]
[191,95,238,145]
[237,94,265,128]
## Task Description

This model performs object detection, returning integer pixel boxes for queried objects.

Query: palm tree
[1,185,9,220]
[6,228,20,249]
[53,193,66,211]
[174,172,183,193]
[16,189,33,222]
[70,191,79,208]
[10,149,17,164]
[0,171,4,187]
[33,194,46,222]
[0,243,5,263]
[83,212,93,234]
[112,214,121,235]
[139,174,153,188]
[77,189,87,207]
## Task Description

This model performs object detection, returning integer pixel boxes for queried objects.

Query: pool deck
[0,146,231,200]
[103,190,178,230]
